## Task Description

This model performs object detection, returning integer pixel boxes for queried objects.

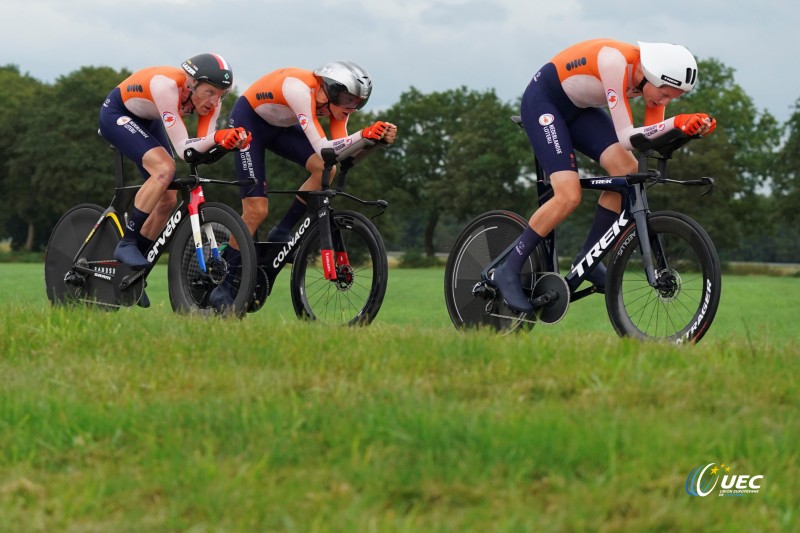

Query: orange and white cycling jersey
[116,66,221,158]
[240,68,361,155]
[549,38,676,150]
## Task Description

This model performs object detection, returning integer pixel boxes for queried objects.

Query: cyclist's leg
[231,96,270,239]
[266,125,321,241]
[568,113,636,289]
[494,64,580,312]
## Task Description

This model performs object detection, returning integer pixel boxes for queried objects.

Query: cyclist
[493,39,717,313]
[209,60,397,308]
[98,53,251,281]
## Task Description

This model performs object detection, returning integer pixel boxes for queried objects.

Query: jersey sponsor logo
[606,89,619,110]
[126,84,144,93]
[298,114,309,131]
[162,111,177,128]
[117,116,132,126]
[565,57,587,71]
[538,114,554,126]
[255,91,274,100]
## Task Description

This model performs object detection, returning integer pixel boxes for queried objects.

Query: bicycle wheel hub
[335,265,355,291]
[655,269,681,301]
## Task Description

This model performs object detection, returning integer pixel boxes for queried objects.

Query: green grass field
[1,263,798,532]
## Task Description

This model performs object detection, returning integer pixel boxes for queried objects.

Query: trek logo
[272,217,312,268]
[678,278,714,343]
[661,74,681,87]
[147,210,182,262]
[591,179,613,185]
[571,211,630,277]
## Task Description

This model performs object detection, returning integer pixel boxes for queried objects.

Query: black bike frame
[71,146,247,291]
[254,142,388,298]
[481,128,713,303]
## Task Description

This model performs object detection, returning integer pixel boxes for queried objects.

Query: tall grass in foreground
[0,264,798,531]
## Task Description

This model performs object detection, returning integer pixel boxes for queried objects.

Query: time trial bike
[44,144,257,317]
[444,118,722,344]
[245,137,390,326]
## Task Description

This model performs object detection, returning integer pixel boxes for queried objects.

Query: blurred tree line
[1,60,798,262]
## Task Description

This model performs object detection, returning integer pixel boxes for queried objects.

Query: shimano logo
[147,210,182,262]
[272,217,311,268]
[571,210,631,277]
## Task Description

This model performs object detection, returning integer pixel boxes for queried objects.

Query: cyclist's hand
[381,122,398,144]
[214,127,250,149]
[700,116,717,137]
[361,121,390,141]
[674,113,709,136]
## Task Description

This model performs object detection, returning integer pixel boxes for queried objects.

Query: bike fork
[315,198,337,280]
[187,187,221,273]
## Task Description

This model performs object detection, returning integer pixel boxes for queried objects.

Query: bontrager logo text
[571,211,630,277]
[273,217,312,268]
[147,211,182,262]
[677,278,713,343]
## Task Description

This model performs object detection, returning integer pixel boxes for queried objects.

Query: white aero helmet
[637,42,698,92]
[314,60,372,110]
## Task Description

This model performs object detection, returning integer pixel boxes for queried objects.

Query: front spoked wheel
[606,211,721,343]
[444,210,548,333]
[168,202,257,317]
[291,210,388,326]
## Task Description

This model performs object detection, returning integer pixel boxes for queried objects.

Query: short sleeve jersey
[550,39,680,150]
[240,68,364,156]
[117,66,221,159]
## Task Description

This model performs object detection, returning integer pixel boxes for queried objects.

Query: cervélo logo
[685,462,764,497]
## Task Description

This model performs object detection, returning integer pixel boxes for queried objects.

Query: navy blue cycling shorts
[520,63,619,176]
[98,88,172,179]
[229,96,316,199]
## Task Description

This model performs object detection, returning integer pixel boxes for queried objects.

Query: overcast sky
[3,0,798,124]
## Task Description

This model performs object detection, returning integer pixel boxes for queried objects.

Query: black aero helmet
[181,53,233,90]
[314,60,372,110]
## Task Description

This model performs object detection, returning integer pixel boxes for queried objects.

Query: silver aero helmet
[637,42,698,92]
[314,60,372,110]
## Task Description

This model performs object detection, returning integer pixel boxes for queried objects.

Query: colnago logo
[272,217,312,268]
[677,278,713,343]
[571,211,630,277]
[147,211,182,262]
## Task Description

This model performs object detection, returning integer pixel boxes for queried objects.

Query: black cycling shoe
[137,289,150,308]
[492,261,533,313]
[209,284,235,311]
[114,239,150,269]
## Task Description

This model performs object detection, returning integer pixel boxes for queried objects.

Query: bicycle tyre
[444,210,549,333]
[44,203,126,309]
[168,202,257,317]
[605,211,722,343]
[290,210,388,326]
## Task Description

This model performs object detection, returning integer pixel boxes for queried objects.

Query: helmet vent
[687,68,697,86]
